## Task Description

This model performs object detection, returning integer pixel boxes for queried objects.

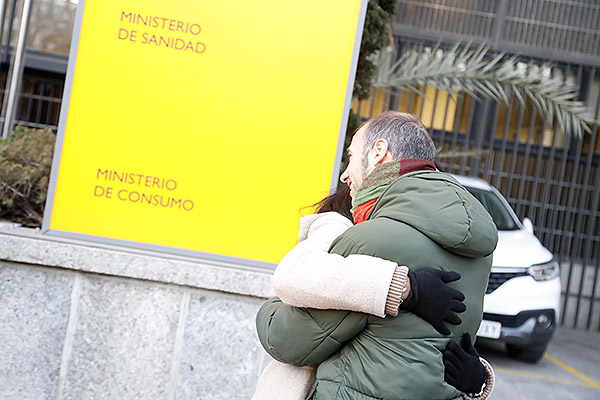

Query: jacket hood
[369,171,498,258]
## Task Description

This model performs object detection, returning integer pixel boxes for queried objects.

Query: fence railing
[354,32,600,330]
[0,72,63,130]
[393,0,600,66]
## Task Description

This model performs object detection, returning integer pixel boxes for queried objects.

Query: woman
[253,186,494,400]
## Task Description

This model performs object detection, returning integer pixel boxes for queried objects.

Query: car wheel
[506,343,547,363]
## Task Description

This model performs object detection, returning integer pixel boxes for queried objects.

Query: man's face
[340,126,368,198]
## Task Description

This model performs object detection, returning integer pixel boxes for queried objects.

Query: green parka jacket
[256,171,498,400]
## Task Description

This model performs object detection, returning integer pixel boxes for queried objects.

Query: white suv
[453,175,561,363]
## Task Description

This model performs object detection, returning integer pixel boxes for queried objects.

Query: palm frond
[373,44,596,138]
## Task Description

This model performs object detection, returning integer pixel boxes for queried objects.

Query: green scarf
[351,160,402,212]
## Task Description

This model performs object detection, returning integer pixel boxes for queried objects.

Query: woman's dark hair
[312,185,353,220]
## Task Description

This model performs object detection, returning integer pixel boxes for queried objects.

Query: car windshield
[465,187,519,231]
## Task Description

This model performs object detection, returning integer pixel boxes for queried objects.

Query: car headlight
[528,260,559,281]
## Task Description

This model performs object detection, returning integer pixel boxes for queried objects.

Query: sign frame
[42,0,368,269]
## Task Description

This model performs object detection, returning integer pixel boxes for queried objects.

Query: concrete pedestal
[0,228,275,400]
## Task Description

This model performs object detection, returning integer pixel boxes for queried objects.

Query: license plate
[476,320,502,339]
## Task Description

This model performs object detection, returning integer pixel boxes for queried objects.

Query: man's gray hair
[361,111,436,172]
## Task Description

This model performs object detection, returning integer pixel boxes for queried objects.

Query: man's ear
[371,138,392,166]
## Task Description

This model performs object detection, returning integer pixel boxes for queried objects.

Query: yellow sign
[44,0,366,266]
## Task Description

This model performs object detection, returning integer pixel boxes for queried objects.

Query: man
[256,112,497,399]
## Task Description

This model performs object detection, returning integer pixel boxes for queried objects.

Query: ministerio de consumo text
[95,169,194,211]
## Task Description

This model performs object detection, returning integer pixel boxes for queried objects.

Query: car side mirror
[523,217,534,234]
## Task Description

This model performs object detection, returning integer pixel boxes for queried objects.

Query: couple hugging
[255,112,497,400]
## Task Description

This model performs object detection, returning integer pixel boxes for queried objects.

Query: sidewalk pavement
[477,326,600,399]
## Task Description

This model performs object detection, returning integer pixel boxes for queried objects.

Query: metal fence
[356,0,600,331]
[393,0,600,66]
[0,71,63,130]
[355,63,600,331]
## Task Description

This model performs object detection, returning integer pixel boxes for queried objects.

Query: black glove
[400,268,466,335]
[443,333,486,394]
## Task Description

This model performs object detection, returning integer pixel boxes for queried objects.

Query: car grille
[486,271,529,294]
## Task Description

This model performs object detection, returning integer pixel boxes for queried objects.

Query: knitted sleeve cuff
[384,266,409,317]
[461,357,495,400]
